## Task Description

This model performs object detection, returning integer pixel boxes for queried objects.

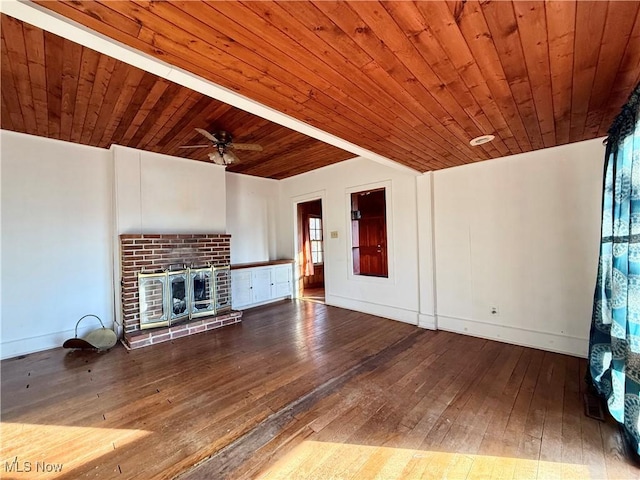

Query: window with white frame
[309,216,323,264]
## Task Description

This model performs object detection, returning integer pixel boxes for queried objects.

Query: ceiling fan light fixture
[207,147,237,166]
[208,151,224,165]
[469,134,495,146]
[184,128,261,165]
[222,149,238,164]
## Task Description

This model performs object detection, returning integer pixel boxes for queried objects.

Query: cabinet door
[271,265,292,298]
[272,265,290,284]
[251,268,272,304]
[231,270,252,309]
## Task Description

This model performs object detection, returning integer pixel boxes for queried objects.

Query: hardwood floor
[301,287,325,304]
[1,300,637,479]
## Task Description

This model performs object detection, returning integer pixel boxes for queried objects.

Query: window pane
[311,240,323,264]
[309,217,324,264]
[309,217,322,240]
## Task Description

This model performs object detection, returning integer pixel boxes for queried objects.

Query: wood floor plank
[2,301,638,479]
[562,356,585,468]
[383,336,485,450]
[538,353,566,470]
[600,417,636,479]
[579,364,609,479]
[419,340,501,450]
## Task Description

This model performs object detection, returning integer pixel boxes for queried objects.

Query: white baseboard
[418,314,437,330]
[326,294,418,325]
[437,315,588,358]
[1,329,76,360]
[2,317,118,360]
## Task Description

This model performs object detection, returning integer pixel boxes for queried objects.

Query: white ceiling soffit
[1,0,421,176]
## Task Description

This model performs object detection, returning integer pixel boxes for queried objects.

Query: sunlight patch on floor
[0,422,152,478]
[256,440,594,480]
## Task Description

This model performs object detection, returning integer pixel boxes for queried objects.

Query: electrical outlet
[490,306,499,316]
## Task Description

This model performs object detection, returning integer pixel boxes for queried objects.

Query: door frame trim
[345,180,395,285]
[291,191,327,299]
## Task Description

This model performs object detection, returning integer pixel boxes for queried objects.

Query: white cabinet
[230,270,252,308]
[231,262,293,310]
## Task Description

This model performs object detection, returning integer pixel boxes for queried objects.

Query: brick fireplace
[120,233,242,349]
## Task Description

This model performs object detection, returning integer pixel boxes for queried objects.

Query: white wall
[225,172,278,264]
[430,138,604,357]
[1,131,114,359]
[278,157,421,325]
[113,146,226,234]
[0,129,606,360]
[0,138,230,358]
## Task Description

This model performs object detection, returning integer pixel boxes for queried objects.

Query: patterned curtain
[589,81,640,456]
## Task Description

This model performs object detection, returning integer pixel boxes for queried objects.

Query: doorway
[351,188,388,277]
[297,199,325,303]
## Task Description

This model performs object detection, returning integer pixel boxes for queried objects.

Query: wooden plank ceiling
[0,14,354,179]
[5,1,640,178]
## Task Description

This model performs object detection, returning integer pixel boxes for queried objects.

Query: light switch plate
[330,231,338,239]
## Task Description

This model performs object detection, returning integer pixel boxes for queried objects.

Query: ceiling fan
[179,128,263,165]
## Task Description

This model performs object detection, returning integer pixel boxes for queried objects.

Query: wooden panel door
[356,217,388,276]
[351,188,388,277]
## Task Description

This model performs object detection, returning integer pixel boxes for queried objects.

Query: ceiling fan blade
[230,142,263,152]
[178,144,211,149]
[195,128,218,142]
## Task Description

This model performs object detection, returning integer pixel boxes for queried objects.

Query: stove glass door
[138,272,169,329]
[190,267,215,318]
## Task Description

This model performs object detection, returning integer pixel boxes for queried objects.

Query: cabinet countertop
[230,259,294,270]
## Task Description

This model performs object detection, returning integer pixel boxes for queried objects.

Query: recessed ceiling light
[469,134,495,146]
